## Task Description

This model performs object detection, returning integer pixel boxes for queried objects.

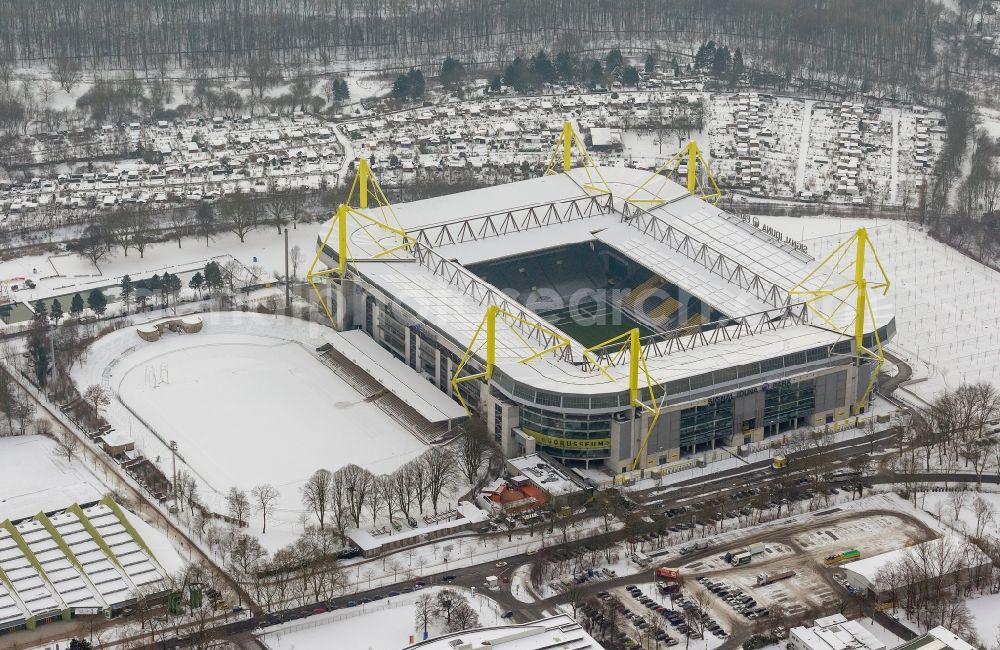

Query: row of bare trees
[901,382,1000,486]
[300,448,459,542]
[873,534,992,642]
[296,429,497,543]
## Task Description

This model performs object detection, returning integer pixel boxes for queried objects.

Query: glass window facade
[763,380,816,425]
[679,400,734,448]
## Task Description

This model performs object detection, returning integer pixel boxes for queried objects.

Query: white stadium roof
[318,166,894,396]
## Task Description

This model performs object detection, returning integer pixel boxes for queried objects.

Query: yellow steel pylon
[544,121,612,195]
[583,329,667,472]
[790,227,890,414]
[306,159,413,326]
[450,305,579,413]
[626,141,721,206]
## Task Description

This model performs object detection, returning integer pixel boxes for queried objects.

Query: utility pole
[284,227,290,313]
[169,440,178,504]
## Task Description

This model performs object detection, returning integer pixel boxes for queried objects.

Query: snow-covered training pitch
[73,312,428,516]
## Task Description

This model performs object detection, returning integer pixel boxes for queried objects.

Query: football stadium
[309,127,895,474]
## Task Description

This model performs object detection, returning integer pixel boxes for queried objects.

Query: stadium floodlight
[626,141,721,206]
[450,304,577,413]
[306,160,414,326]
[790,227,891,413]
[544,121,612,196]
[583,329,668,473]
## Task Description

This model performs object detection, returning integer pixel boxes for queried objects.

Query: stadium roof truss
[619,202,790,308]
[585,302,811,370]
[409,193,615,249]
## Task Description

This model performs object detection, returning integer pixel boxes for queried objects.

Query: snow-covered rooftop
[0,498,183,629]
[841,534,989,585]
[347,501,489,552]
[404,613,605,649]
[791,614,885,650]
[507,454,583,497]
[318,167,895,396]
[328,329,466,422]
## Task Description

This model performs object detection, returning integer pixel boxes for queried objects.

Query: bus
[823,549,861,566]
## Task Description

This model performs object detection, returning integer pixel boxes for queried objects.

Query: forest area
[0,0,976,101]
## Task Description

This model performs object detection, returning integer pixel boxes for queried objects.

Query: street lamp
[169,440,178,503]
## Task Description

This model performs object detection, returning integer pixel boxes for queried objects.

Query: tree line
[0,0,950,97]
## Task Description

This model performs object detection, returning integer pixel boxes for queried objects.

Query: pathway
[795,100,814,194]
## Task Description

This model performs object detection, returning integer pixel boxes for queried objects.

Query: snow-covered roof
[0,499,182,628]
[102,431,134,448]
[841,535,989,586]
[404,613,605,649]
[347,501,488,552]
[508,454,582,496]
[791,615,885,650]
[908,628,979,650]
[327,329,466,422]
[589,127,619,147]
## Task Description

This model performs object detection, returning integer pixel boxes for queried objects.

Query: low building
[0,497,184,635]
[790,614,885,650]
[346,501,489,558]
[840,535,992,601]
[893,627,977,650]
[403,613,606,649]
[505,454,587,508]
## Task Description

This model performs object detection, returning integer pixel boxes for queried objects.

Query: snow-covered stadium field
[74,312,427,523]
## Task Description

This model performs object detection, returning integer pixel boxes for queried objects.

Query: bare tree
[301,468,334,529]
[33,418,53,436]
[339,464,375,527]
[226,487,250,527]
[948,489,969,524]
[289,245,304,281]
[52,429,79,463]
[414,593,435,638]
[222,194,259,243]
[251,483,280,534]
[49,54,82,93]
[391,465,416,523]
[83,384,111,415]
[972,495,995,539]
[424,448,456,515]
[457,428,489,485]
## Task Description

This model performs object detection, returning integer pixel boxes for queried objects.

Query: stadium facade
[312,164,894,474]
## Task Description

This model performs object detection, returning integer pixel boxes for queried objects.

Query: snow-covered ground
[256,586,505,650]
[917,490,1000,540]
[758,216,1000,404]
[72,311,427,550]
[0,434,106,521]
[1,224,321,314]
